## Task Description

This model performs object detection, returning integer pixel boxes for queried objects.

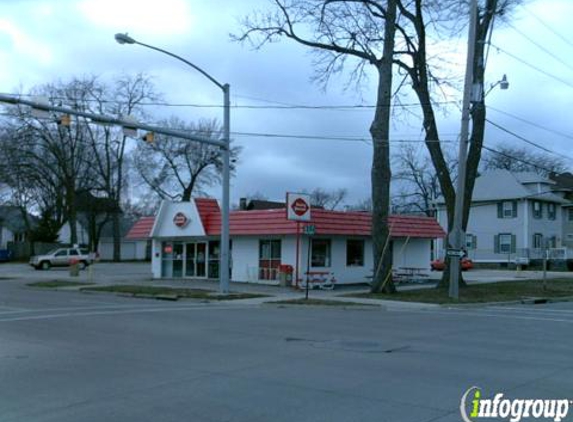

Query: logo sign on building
[173,212,190,228]
[286,192,311,222]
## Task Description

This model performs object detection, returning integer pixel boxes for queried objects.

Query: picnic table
[299,271,336,290]
[392,267,429,284]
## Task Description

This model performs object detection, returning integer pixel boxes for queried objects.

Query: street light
[115,33,231,294]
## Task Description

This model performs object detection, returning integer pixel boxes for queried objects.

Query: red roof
[126,199,445,239]
[125,216,155,240]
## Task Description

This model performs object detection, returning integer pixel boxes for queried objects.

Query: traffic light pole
[0,94,226,148]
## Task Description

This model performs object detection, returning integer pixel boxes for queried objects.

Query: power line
[522,6,573,51]
[485,118,572,160]
[489,43,573,90]
[488,106,573,141]
[0,91,457,110]
[502,19,573,73]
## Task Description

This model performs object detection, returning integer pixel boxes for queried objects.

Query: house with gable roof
[435,170,570,265]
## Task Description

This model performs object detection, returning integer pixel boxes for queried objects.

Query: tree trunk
[112,211,121,262]
[68,186,78,245]
[370,0,397,294]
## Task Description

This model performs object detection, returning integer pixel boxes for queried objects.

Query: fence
[7,242,61,260]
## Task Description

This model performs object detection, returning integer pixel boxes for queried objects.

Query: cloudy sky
[1,0,572,207]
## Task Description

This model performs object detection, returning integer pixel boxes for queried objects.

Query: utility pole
[449,0,478,300]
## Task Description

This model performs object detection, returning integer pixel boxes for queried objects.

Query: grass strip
[348,279,573,304]
[28,280,95,288]
[81,284,266,301]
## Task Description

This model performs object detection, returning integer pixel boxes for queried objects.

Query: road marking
[0,304,242,322]
[394,308,573,324]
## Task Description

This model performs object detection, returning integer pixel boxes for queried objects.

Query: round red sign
[291,198,309,216]
[173,212,189,228]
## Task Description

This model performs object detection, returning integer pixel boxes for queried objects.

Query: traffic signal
[142,132,154,143]
[57,114,71,126]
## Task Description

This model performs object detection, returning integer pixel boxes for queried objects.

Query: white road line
[487,306,573,315]
[0,304,160,316]
[0,304,242,322]
[393,308,573,324]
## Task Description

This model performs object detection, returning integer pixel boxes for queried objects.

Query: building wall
[97,240,148,261]
[0,226,12,249]
[392,238,431,271]
[151,234,433,284]
[58,222,89,245]
[436,199,565,262]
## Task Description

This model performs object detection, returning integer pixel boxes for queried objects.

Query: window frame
[311,238,331,268]
[498,234,512,254]
[502,201,514,218]
[346,239,365,267]
[532,201,542,219]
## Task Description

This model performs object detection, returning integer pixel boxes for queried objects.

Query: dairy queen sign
[173,212,189,228]
[286,192,311,222]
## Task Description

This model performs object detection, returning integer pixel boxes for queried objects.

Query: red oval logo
[291,198,309,216]
[173,212,189,228]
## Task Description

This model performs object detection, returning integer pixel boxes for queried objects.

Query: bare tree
[305,187,348,210]
[391,0,522,287]
[133,118,241,202]
[237,0,399,293]
[392,143,457,216]
[78,73,159,261]
[481,146,567,176]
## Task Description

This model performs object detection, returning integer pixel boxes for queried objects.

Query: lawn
[28,280,95,288]
[349,279,573,304]
[81,284,267,301]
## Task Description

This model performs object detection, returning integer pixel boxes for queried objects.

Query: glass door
[185,243,196,277]
[172,242,184,278]
[196,243,207,277]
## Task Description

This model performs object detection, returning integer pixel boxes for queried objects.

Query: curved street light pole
[115,33,231,294]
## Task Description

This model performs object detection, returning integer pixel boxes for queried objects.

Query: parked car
[431,258,473,271]
[29,247,92,270]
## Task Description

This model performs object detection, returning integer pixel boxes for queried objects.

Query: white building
[435,170,570,265]
[131,198,446,285]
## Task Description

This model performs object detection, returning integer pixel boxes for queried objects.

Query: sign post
[286,193,311,289]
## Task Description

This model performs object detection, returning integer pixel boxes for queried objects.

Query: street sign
[303,225,315,235]
[286,192,311,222]
[446,249,465,258]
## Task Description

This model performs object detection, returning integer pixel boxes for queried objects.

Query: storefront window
[346,240,364,267]
[311,239,331,267]
[208,241,220,279]
[259,240,281,280]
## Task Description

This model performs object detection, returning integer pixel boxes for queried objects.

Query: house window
[532,201,542,219]
[497,234,513,254]
[566,233,573,241]
[311,239,331,267]
[548,203,556,220]
[533,233,543,249]
[498,201,516,219]
[568,209,573,221]
[465,234,476,250]
[503,201,513,218]
[259,240,281,280]
[346,240,364,267]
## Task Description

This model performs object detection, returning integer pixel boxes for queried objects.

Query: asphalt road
[1,277,573,422]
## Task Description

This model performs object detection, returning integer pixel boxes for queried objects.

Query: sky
[1,0,572,208]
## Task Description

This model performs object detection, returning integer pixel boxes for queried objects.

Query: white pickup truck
[29,247,92,270]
